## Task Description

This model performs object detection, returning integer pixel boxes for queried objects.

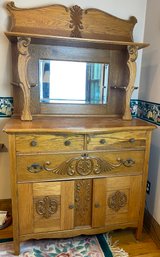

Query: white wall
[0,0,147,199]
[139,0,160,224]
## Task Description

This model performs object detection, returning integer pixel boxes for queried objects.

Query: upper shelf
[5,31,149,50]
[5,2,149,50]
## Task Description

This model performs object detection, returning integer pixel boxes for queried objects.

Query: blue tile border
[131,99,160,126]
[0,97,159,126]
[0,97,13,117]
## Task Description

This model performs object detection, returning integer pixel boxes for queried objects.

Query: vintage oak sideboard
[3,2,156,255]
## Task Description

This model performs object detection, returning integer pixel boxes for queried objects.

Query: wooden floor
[111,228,160,257]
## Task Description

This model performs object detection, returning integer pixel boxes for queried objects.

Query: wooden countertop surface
[3,117,156,134]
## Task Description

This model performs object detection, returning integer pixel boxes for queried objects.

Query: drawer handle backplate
[27,163,43,173]
[121,158,135,167]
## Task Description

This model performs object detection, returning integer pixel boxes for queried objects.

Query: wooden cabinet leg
[135,226,143,240]
[13,239,20,256]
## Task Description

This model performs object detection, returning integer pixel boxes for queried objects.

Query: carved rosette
[17,37,32,120]
[35,196,58,218]
[123,45,138,121]
[69,5,83,37]
[108,190,127,212]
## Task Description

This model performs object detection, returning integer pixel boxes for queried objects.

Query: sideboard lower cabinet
[4,118,155,255]
[17,176,141,236]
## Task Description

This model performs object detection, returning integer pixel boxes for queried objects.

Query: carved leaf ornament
[69,5,83,37]
[43,154,124,176]
[28,154,135,176]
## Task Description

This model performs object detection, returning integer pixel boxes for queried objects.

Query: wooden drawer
[15,134,84,153]
[87,131,147,150]
[16,150,144,182]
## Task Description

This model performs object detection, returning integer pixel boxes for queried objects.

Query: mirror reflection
[39,60,109,104]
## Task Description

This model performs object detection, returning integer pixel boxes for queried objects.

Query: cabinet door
[18,181,74,235]
[92,176,142,228]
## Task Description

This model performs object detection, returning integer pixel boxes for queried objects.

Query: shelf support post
[123,45,138,120]
[17,37,32,121]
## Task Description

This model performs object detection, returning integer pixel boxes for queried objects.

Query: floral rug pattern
[0,235,113,257]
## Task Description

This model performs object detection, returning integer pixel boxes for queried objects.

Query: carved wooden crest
[69,5,83,37]
[7,2,137,41]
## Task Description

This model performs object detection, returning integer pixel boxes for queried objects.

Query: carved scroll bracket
[17,36,32,121]
[122,45,138,121]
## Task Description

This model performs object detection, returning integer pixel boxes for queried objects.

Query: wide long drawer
[87,131,147,150]
[16,150,145,182]
[15,134,84,153]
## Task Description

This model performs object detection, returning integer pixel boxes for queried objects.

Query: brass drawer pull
[64,140,71,146]
[99,139,106,144]
[121,158,135,167]
[30,140,37,147]
[129,138,135,143]
[27,163,43,173]
[68,204,74,209]
[95,203,100,208]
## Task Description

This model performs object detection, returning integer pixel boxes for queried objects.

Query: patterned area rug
[0,234,129,257]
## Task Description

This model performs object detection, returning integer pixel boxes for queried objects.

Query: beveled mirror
[39,60,109,105]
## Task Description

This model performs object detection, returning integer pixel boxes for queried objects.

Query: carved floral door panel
[74,179,92,227]
[92,176,142,228]
[18,181,75,235]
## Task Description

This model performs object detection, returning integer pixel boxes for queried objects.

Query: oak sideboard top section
[5,2,148,49]
[3,117,156,134]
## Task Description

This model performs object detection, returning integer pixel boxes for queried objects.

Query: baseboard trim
[144,208,160,248]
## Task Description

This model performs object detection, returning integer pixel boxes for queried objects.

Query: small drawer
[16,150,144,182]
[15,134,84,153]
[87,131,147,151]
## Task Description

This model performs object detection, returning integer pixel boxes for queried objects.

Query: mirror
[39,60,109,104]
